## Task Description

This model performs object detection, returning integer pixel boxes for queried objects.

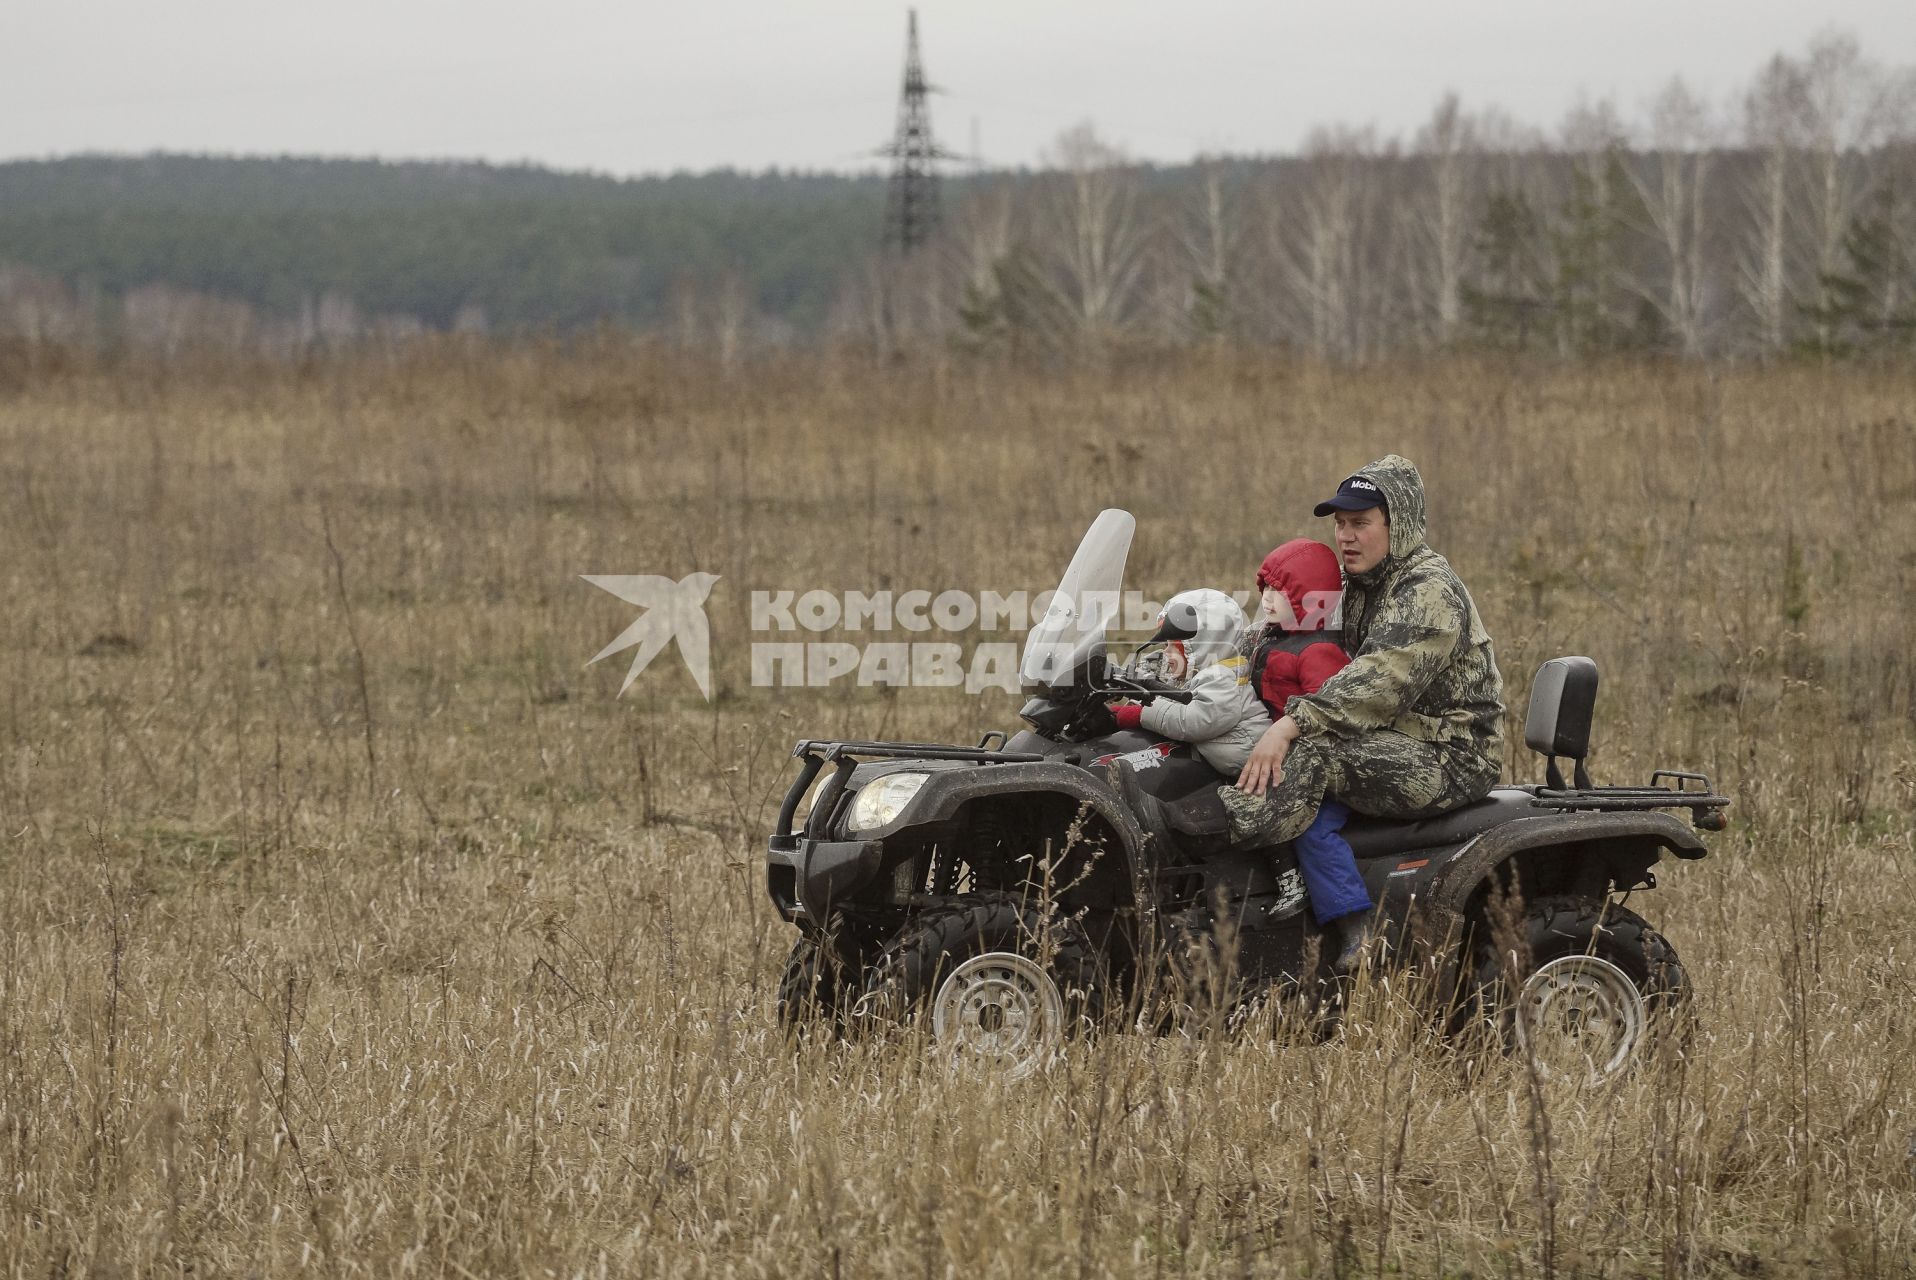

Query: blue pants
[1293,800,1370,924]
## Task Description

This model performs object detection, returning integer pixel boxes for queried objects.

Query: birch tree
[1739,54,1805,354]
[1178,158,1240,340]
[1629,77,1716,355]
[1037,122,1147,345]
[1413,93,1478,347]
[1280,126,1380,361]
[1555,97,1633,354]
[1795,32,1910,349]
[0,266,85,347]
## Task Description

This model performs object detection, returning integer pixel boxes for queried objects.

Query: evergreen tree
[1550,148,1638,355]
[1796,181,1916,354]
[1463,189,1550,350]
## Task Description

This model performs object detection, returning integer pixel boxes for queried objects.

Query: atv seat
[1340,787,1541,859]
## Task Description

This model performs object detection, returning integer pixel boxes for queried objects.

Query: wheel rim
[929,951,1065,1079]
[1513,954,1647,1085]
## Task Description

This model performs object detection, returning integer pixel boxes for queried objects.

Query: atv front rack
[773,734,1045,839]
[1532,770,1730,831]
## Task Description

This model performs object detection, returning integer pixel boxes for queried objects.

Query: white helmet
[1148,588,1247,672]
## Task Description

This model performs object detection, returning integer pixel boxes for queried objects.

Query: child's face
[1258,586,1290,627]
[1163,641,1188,680]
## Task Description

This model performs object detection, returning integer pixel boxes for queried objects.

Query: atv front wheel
[857,894,1104,1078]
[1463,894,1688,1086]
[776,929,868,1035]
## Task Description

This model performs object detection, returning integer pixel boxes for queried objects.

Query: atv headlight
[848,772,930,832]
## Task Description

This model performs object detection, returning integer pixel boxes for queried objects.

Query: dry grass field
[1,342,1913,1276]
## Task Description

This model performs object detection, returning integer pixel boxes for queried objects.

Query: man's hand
[1236,716,1300,795]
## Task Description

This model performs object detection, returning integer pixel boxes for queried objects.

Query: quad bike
[765,510,1728,1083]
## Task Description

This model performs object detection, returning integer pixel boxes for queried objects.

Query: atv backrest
[1525,656,1598,788]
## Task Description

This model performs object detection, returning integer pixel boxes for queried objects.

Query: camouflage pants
[1218,729,1500,848]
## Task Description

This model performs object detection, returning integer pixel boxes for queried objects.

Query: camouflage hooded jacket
[1285,455,1505,769]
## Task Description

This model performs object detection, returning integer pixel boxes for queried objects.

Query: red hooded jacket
[1252,539,1350,717]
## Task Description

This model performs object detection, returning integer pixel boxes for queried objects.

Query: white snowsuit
[1137,588,1273,777]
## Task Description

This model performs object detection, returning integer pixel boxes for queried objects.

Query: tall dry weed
[0,344,1912,1275]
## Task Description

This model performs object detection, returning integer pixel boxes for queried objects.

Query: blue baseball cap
[1313,473,1388,517]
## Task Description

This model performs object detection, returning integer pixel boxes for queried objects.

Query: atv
[765,510,1728,1082]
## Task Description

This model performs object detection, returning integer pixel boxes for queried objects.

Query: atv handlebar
[1096,670,1194,704]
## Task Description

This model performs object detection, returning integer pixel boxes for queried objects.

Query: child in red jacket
[1249,539,1372,970]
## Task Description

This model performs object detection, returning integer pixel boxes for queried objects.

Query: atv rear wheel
[857,893,1103,1078]
[1462,894,1688,1086]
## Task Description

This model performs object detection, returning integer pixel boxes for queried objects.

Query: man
[1221,454,1504,970]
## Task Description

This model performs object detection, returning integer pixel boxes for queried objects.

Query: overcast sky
[6,1,1912,176]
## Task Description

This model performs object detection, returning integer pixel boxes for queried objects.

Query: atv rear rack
[1532,770,1730,831]
[774,734,1045,839]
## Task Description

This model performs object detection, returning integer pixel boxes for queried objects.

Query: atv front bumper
[766,832,884,925]
[764,735,1044,926]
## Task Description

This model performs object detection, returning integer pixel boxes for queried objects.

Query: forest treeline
[2,30,1911,361]
[0,157,885,342]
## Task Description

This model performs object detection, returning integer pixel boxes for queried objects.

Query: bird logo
[583,572,721,700]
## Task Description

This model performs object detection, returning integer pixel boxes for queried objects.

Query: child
[1248,538,1373,972]
[1111,588,1271,778]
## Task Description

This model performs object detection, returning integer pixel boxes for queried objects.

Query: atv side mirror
[1526,656,1598,789]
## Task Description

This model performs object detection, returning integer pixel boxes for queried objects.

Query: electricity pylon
[879,10,956,255]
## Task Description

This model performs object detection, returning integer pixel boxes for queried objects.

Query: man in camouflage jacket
[1222,455,1504,946]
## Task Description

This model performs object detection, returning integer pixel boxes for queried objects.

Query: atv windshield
[1019,508,1135,687]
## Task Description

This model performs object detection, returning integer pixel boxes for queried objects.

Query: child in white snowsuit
[1112,588,1272,777]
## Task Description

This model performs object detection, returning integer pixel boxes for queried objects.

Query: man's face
[1332,507,1390,575]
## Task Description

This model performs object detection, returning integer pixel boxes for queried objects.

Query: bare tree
[823,261,884,350]
[298,290,363,349]
[0,265,87,347]
[1036,122,1147,345]
[1735,33,1916,353]
[1177,157,1241,341]
[123,284,256,359]
[1629,77,1717,355]
[1555,96,1633,355]
[1277,126,1382,361]
[1738,54,1805,354]
[1795,32,1908,348]
[1413,93,1479,346]
[1878,140,1916,337]
[712,271,751,370]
